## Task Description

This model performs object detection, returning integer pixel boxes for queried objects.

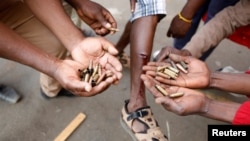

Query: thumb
[69,80,92,92]
[101,39,118,55]
[166,29,172,37]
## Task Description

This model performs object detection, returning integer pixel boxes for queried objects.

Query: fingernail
[85,85,91,92]
[105,23,111,28]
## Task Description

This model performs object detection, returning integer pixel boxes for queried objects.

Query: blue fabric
[174,0,239,60]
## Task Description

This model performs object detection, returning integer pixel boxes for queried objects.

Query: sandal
[120,100,168,141]
[117,52,130,68]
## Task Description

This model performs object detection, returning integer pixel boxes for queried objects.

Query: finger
[102,13,118,35]
[105,66,121,82]
[95,28,109,36]
[145,70,157,77]
[155,97,182,113]
[155,96,171,105]
[169,53,186,62]
[130,0,136,12]
[155,76,174,85]
[100,39,118,55]
[103,60,122,81]
[67,80,92,94]
[166,29,172,37]
[107,54,123,73]
[157,49,171,62]
[141,74,163,97]
[142,65,156,72]
[93,77,112,91]
[156,74,186,87]
[78,79,112,97]
[147,61,167,67]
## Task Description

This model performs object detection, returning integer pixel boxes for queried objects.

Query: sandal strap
[127,109,149,121]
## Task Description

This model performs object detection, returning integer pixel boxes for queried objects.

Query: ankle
[127,100,147,113]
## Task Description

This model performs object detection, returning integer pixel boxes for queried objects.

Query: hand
[167,14,191,38]
[54,59,118,96]
[154,46,191,62]
[70,37,123,85]
[74,0,117,36]
[141,74,210,116]
[143,54,210,88]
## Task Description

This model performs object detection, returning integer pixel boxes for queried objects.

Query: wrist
[209,72,220,88]
[50,59,63,80]
[64,29,85,53]
[200,99,239,123]
[178,12,192,23]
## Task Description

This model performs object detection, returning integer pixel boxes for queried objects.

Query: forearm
[210,72,250,96]
[24,0,84,52]
[201,99,240,123]
[180,0,206,19]
[65,0,88,9]
[183,0,250,58]
[0,23,59,78]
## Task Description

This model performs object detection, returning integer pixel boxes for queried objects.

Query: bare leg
[127,15,158,131]
[115,21,132,54]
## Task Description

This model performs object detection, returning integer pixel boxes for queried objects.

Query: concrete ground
[0,0,250,141]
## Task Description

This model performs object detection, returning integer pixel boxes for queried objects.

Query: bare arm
[141,74,241,123]
[200,99,241,123]
[167,0,206,38]
[23,0,123,82]
[0,22,59,77]
[0,22,121,96]
[210,72,250,96]
[181,0,205,18]
[24,0,84,52]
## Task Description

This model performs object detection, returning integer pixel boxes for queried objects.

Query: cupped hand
[143,54,210,88]
[71,37,122,84]
[53,59,121,97]
[141,74,210,116]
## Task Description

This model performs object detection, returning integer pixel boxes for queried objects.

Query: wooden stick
[54,112,86,141]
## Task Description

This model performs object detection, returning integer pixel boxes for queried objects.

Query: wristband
[178,12,192,23]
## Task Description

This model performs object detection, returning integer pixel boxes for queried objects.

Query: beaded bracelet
[178,12,192,23]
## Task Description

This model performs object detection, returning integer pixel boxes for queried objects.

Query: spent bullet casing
[96,73,106,84]
[157,71,171,79]
[163,69,178,79]
[155,85,169,96]
[176,63,188,74]
[169,92,184,98]
[170,61,177,70]
[157,65,168,72]
[167,66,180,74]
[180,61,188,70]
